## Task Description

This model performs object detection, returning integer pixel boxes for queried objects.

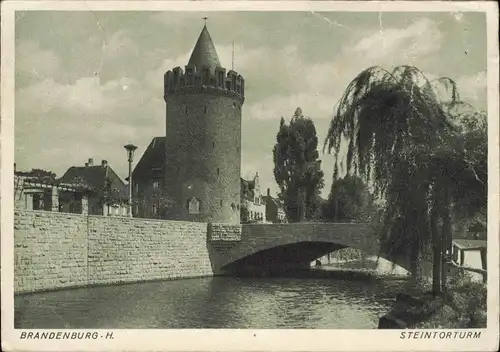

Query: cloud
[16,40,61,83]
[345,18,442,64]
[16,76,143,115]
[15,74,165,178]
[452,12,464,22]
[247,93,335,121]
[456,71,487,104]
[105,30,140,60]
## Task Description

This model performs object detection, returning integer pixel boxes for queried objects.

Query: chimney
[101,160,108,167]
[267,188,270,197]
[88,158,94,166]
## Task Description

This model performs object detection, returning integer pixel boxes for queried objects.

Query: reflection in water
[15,275,405,329]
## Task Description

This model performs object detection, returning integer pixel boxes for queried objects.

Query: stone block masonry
[14,210,88,293]
[208,223,242,242]
[87,216,213,286]
[14,210,217,294]
[14,210,387,294]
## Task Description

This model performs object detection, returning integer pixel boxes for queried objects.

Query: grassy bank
[328,248,367,262]
[381,271,486,329]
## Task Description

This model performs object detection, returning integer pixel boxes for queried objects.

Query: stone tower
[163,24,245,224]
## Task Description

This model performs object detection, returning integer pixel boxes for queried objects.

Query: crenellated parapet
[164,65,245,103]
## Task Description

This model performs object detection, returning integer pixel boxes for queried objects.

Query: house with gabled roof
[58,158,129,216]
[262,188,287,224]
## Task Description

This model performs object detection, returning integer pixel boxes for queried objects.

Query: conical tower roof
[187,25,221,72]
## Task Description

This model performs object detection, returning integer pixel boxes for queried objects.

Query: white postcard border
[1,1,499,352]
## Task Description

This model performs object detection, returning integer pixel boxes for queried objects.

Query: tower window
[217,168,220,175]
[220,200,223,207]
[152,181,159,190]
[213,142,215,148]
[187,198,200,214]
[185,105,188,114]
[204,106,207,114]
[233,102,237,108]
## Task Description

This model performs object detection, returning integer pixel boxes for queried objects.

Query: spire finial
[202,17,208,26]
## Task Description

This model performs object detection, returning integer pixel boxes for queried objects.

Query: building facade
[131,137,170,219]
[14,166,91,214]
[163,24,245,224]
[58,158,129,216]
[241,173,266,223]
[262,188,287,223]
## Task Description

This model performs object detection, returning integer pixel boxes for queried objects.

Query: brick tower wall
[164,67,244,224]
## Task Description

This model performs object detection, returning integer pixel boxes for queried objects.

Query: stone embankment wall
[14,210,215,294]
[14,211,88,293]
[14,210,396,294]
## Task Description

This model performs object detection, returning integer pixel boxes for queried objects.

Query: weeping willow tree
[324,66,487,293]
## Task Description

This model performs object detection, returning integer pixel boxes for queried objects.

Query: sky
[14,11,487,198]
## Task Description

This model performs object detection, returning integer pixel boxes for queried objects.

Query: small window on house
[185,105,188,114]
[204,106,207,114]
[220,200,223,207]
[231,203,236,211]
[152,203,158,216]
[217,168,220,175]
[213,142,215,148]
[152,181,159,190]
[237,204,240,210]
[188,198,200,214]
[135,184,139,193]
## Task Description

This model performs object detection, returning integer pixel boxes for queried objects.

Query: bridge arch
[213,223,412,275]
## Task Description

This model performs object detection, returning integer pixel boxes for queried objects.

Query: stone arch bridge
[208,223,413,276]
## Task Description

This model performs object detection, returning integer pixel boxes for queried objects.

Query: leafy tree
[323,174,376,223]
[324,66,486,293]
[273,108,325,222]
[21,169,57,182]
[449,110,487,235]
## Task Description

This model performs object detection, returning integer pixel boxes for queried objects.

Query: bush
[417,270,487,328]
[329,248,366,262]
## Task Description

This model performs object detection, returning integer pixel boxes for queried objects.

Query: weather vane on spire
[202,17,208,26]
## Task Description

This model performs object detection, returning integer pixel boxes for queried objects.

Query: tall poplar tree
[273,108,324,222]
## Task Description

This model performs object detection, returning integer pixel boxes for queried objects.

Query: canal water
[15,274,406,329]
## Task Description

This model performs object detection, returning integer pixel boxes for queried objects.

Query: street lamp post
[124,144,138,217]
